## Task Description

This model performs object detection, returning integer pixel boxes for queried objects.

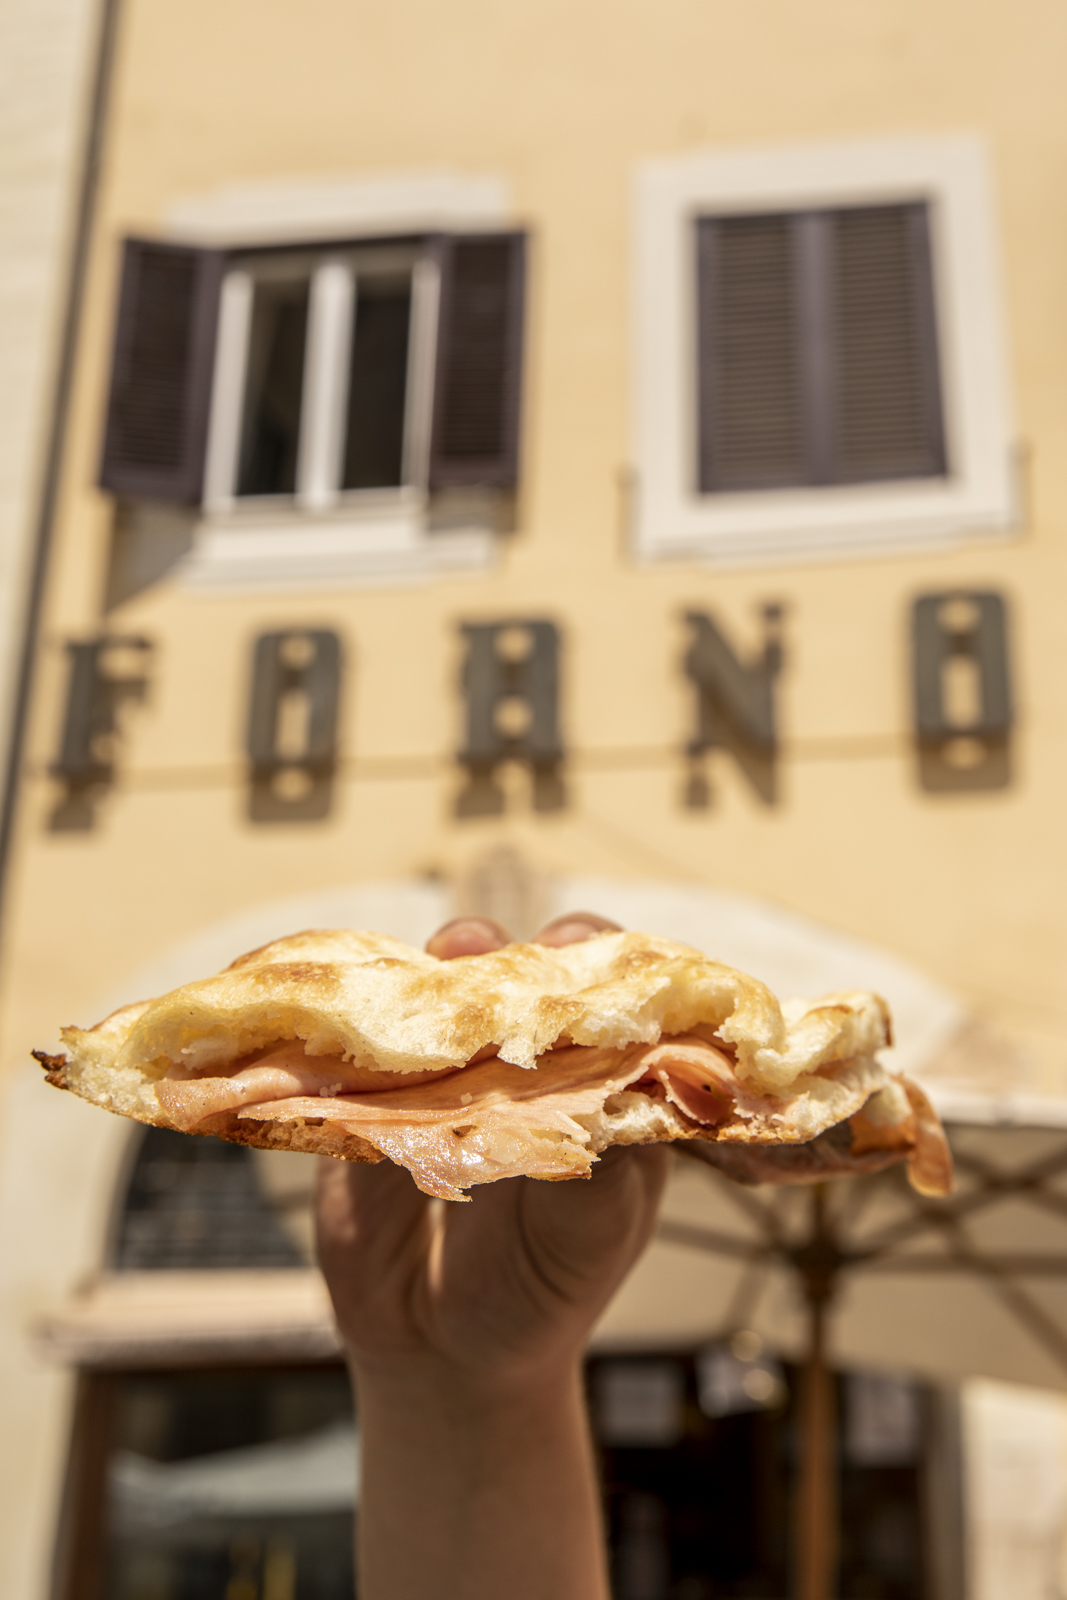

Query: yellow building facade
[3,0,1067,1594]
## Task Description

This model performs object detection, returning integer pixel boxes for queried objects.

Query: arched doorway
[15,872,995,1600]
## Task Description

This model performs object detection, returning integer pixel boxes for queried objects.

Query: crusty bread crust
[32,1046,387,1166]
[34,928,947,1195]
[53,928,890,1092]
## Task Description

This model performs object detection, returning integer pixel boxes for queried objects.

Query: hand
[317,911,669,1385]
[315,912,670,1600]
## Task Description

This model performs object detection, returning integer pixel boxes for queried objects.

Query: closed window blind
[100,240,223,503]
[429,232,526,490]
[696,203,946,493]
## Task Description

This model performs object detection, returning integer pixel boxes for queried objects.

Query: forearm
[352,1359,610,1600]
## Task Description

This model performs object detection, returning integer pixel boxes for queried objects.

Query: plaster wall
[3,1,1067,1594]
[3,0,1066,1084]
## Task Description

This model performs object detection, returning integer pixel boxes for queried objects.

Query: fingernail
[533,913,622,948]
[425,917,510,958]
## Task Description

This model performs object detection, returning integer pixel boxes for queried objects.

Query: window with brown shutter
[696,203,946,494]
[429,233,526,491]
[99,240,224,504]
[100,232,527,515]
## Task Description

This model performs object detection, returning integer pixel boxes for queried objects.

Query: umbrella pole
[794,1186,838,1600]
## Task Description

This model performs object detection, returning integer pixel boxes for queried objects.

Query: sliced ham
[236,1045,660,1200]
[636,1038,746,1127]
[155,1045,460,1130]
[156,1060,350,1130]
[156,1036,746,1198]
[153,1033,908,1203]
[901,1078,954,1198]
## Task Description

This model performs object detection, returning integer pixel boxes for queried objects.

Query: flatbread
[35,928,951,1201]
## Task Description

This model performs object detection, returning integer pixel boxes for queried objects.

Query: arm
[316,914,670,1600]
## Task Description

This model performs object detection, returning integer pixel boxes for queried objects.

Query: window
[588,1349,938,1600]
[55,1350,942,1600]
[237,267,313,498]
[58,1365,357,1600]
[635,136,1015,566]
[205,244,432,510]
[99,224,526,588]
[696,204,945,492]
[115,1126,308,1271]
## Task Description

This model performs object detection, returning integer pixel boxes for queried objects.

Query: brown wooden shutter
[696,203,946,493]
[99,238,224,503]
[696,214,806,492]
[428,232,526,491]
[828,203,946,483]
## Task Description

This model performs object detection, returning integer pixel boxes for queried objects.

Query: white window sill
[634,463,1021,570]
[179,497,497,593]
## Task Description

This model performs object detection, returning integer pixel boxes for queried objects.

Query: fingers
[537,1144,670,1246]
[316,1157,431,1277]
[426,911,622,958]
[518,1144,671,1307]
[533,912,622,948]
[426,917,510,959]
[316,1157,436,1344]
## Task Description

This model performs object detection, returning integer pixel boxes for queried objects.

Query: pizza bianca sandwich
[35,928,952,1202]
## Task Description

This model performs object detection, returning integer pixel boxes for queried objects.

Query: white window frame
[202,243,437,515]
[633,135,1016,568]
[162,171,510,591]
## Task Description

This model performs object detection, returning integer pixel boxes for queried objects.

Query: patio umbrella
[657,1107,1067,1600]
[522,876,1067,1598]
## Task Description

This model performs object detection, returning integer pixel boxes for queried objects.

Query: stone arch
[6,870,969,1318]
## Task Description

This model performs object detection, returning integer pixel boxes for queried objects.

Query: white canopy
[110,1419,358,1535]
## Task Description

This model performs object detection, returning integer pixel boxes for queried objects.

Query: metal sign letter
[911,591,1013,792]
[457,620,564,815]
[246,629,343,821]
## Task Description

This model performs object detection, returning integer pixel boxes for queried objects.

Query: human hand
[316,912,670,1391]
[316,912,668,1600]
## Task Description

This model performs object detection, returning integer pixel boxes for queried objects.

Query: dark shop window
[61,1365,356,1600]
[56,1345,951,1600]
[589,1348,939,1600]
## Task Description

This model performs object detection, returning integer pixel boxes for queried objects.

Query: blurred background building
[1,0,1066,1595]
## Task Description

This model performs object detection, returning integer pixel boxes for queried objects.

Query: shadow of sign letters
[684,607,783,807]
